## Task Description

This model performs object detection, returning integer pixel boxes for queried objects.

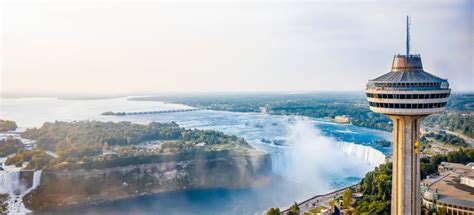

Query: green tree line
[0,119,17,132]
[13,121,251,170]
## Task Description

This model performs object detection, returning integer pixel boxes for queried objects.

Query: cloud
[1,1,472,95]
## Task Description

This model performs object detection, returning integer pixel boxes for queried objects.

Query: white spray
[271,118,385,195]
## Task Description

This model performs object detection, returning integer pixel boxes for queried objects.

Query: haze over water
[1,97,390,214]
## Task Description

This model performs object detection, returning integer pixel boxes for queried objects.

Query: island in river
[2,121,271,211]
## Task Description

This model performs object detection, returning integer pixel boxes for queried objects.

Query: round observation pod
[366,54,450,116]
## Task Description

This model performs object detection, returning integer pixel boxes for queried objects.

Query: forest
[0,138,23,157]
[7,121,252,170]
[424,113,474,138]
[420,130,468,147]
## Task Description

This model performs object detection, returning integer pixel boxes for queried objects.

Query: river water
[0,97,390,215]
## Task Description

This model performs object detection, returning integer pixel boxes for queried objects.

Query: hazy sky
[1,0,473,95]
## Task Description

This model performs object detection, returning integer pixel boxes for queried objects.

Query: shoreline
[32,173,286,214]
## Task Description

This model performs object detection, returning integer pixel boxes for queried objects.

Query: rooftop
[464,171,474,180]
[440,162,472,171]
[423,163,474,208]
[366,55,450,93]
[368,55,448,89]
[371,68,446,84]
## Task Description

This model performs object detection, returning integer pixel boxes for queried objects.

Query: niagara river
[0,97,391,214]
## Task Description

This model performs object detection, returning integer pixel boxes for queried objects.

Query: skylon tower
[365,17,451,215]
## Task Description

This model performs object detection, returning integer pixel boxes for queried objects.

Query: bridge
[101,108,200,116]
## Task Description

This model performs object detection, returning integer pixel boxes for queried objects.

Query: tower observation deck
[365,17,450,215]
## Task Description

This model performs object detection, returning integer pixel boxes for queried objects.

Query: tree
[355,163,392,214]
[288,202,299,215]
[343,188,353,209]
[0,138,22,157]
[265,207,280,215]
[0,120,17,132]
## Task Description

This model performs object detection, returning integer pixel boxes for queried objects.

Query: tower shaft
[389,115,422,215]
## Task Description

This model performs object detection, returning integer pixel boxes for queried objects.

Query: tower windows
[366,93,450,99]
[369,102,448,109]
[372,81,447,89]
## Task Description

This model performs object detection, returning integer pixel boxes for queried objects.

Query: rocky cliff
[24,153,272,211]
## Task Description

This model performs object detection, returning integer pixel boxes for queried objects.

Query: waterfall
[0,166,43,214]
[268,119,387,187]
[0,171,21,194]
[336,142,386,167]
[31,170,43,191]
[270,152,286,176]
[270,141,386,179]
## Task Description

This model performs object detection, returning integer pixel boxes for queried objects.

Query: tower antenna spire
[406,16,410,57]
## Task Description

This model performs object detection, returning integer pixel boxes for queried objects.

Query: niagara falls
[0,97,391,214]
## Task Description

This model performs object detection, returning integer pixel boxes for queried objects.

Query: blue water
[40,185,300,215]
[0,97,391,214]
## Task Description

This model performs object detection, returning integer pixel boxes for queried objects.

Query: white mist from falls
[0,160,43,214]
[271,119,385,195]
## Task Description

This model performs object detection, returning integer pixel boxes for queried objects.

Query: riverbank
[25,153,272,211]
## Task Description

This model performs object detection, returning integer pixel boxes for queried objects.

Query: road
[281,185,357,214]
[423,127,474,148]
[45,150,58,158]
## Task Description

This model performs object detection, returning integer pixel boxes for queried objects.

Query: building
[421,162,474,215]
[438,162,472,175]
[365,17,451,215]
[334,115,350,123]
[461,172,474,188]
